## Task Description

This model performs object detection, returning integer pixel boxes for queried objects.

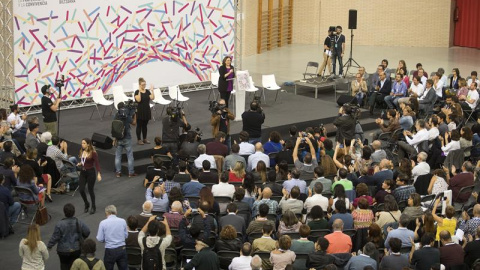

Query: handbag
[35,206,50,226]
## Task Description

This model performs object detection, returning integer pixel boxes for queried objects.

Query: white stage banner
[13,0,235,106]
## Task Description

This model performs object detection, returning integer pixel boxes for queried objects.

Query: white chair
[89,89,114,120]
[245,76,260,100]
[262,74,283,103]
[152,88,172,117]
[112,85,134,109]
[209,72,220,101]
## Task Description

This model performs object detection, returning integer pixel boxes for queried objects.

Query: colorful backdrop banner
[13,0,235,106]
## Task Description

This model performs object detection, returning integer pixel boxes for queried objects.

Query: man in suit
[371,159,393,190]
[370,140,387,164]
[410,233,440,270]
[368,71,391,115]
[198,160,219,184]
[219,203,246,239]
[418,79,437,114]
[464,227,480,267]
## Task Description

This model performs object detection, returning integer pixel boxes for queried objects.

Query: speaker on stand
[343,9,361,77]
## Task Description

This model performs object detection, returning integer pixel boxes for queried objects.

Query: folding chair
[293,253,309,270]
[245,76,260,100]
[14,186,41,225]
[398,200,408,211]
[126,246,142,269]
[303,61,319,81]
[463,101,480,122]
[248,232,264,243]
[180,249,198,269]
[217,251,240,270]
[214,196,232,215]
[343,229,356,239]
[56,159,80,197]
[308,229,331,242]
[152,154,173,169]
[165,247,178,270]
[89,89,114,120]
[283,232,301,240]
[453,185,475,210]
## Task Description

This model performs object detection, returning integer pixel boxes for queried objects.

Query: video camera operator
[162,106,188,156]
[318,26,335,77]
[41,85,61,136]
[333,104,356,148]
[113,101,137,177]
[241,101,265,144]
[210,99,235,151]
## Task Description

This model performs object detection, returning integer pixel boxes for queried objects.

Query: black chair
[271,196,283,203]
[214,196,233,215]
[164,247,178,270]
[308,229,331,242]
[421,194,435,205]
[398,200,408,211]
[293,253,309,270]
[126,246,142,269]
[343,229,356,239]
[283,232,301,240]
[414,174,432,196]
[453,185,475,209]
[153,154,173,169]
[253,251,272,270]
[180,248,198,268]
[185,196,200,207]
[218,250,240,270]
[303,61,319,80]
[399,246,412,254]
[14,186,41,225]
[266,214,277,222]
[248,232,264,243]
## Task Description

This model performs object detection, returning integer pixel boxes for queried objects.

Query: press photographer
[112,101,137,177]
[162,106,188,155]
[241,100,265,144]
[210,99,235,151]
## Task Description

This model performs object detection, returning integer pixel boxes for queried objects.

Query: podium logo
[18,0,47,7]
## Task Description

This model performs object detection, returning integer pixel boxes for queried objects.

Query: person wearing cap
[184,231,220,270]
[24,123,41,151]
[41,84,61,137]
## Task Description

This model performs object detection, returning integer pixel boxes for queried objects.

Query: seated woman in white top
[439,129,461,156]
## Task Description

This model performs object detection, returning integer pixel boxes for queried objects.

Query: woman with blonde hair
[19,224,49,270]
[229,161,245,183]
[134,77,154,145]
[78,138,101,214]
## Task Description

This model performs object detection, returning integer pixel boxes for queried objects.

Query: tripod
[343,29,361,78]
[320,51,332,83]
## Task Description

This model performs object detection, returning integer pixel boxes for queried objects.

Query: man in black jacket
[241,101,265,144]
[418,79,437,114]
[368,71,391,115]
[333,104,356,146]
[410,233,440,270]
[307,237,335,269]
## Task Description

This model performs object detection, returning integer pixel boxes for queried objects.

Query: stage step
[120,156,152,175]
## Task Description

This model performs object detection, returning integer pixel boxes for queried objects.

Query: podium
[233,70,251,121]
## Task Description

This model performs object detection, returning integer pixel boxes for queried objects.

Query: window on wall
[257,0,293,54]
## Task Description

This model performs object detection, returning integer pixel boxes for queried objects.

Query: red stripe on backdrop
[454,0,480,49]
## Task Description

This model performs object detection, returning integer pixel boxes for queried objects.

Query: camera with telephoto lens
[208,101,226,114]
[167,105,183,122]
[117,100,137,119]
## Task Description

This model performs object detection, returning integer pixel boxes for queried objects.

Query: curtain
[454,0,480,49]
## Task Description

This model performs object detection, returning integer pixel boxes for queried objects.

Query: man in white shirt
[397,119,430,159]
[427,115,440,141]
[7,104,27,136]
[247,142,270,171]
[411,152,430,182]
[437,68,449,88]
[194,144,216,169]
[433,72,444,98]
[229,243,253,270]
[467,71,480,90]
[418,69,427,86]
[238,131,255,155]
[212,172,236,198]
[304,182,329,214]
[398,76,425,106]
[463,82,479,110]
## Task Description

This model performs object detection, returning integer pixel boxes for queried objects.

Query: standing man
[332,26,345,77]
[162,107,188,156]
[241,101,265,144]
[41,85,61,137]
[113,102,137,178]
[318,27,334,77]
[210,99,235,151]
[96,205,128,270]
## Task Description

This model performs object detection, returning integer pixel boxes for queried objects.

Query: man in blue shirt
[96,205,128,270]
[182,168,205,197]
[384,214,414,251]
[145,180,169,214]
[114,102,137,178]
[283,168,308,194]
[385,73,407,110]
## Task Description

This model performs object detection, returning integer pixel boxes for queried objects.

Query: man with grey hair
[324,219,352,254]
[250,255,262,270]
[135,201,154,229]
[384,214,414,251]
[412,152,430,182]
[370,140,386,164]
[163,200,184,229]
[96,205,128,270]
[344,242,377,270]
[194,144,216,169]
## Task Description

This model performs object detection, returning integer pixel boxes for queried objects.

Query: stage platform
[33,79,377,174]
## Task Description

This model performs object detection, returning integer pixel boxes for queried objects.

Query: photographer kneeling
[210,99,235,152]
[333,104,356,149]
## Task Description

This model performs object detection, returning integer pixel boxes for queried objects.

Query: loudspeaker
[336,95,357,107]
[91,133,113,149]
[348,9,357,29]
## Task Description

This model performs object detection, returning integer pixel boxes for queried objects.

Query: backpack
[80,256,99,270]
[111,116,125,140]
[142,236,163,270]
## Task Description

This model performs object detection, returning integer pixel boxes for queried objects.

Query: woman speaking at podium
[218,56,235,108]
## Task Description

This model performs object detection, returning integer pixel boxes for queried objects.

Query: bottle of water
[66,183,70,193]
[21,210,25,220]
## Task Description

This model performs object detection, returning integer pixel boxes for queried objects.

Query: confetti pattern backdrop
[13,0,235,106]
